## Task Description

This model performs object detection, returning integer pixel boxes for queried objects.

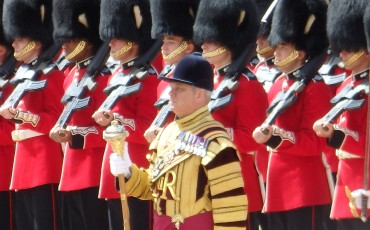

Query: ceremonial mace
[103,120,131,230]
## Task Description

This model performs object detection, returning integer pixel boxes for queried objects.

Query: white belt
[12,129,44,142]
[336,149,361,159]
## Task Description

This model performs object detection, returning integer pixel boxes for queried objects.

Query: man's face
[0,45,9,64]
[201,41,230,67]
[274,43,303,73]
[62,38,89,62]
[161,35,187,65]
[169,81,198,118]
[12,37,37,62]
[109,38,133,62]
[256,36,274,59]
[339,50,369,72]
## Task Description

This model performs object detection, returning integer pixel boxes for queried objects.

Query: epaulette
[100,65,112,76]
[201,136,236,166]
[249,56,260,67]
[147,66,157,75]
[241,67,257,81]
[311,74,325,83]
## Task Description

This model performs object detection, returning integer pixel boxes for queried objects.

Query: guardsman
[193,0,268,229]
[92,0,159,229]
[49,0,110,229]
[109,53,248,229]
[313,0,370,229]
[0,0,65,229]
[253,0,281,92]
[0,0,19,229]
[143,0,200,144]
[252,0,333,229]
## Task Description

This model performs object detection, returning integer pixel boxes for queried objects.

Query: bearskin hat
[268,0,328,58]
[150,0,199,40]
[257,0,276,39]
[0,0,9,47]
[327,0,368,53]
[193,0,259,60]
[52,0,101,46]
[3,0,53,47]
[100,0,154,54]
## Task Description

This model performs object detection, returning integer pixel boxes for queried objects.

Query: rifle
[321,78,368,126]
[55,42,110,128]
[208,42,257,112]
[319,49,346,85]
[261,49,327,133]
[54,51,72,72]
[0,55,19,88]
[146,64,174,130]
[0,54,20,99]
[0,43,61,109]
[97,39,162,111]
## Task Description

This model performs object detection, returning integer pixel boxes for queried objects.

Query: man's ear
[297,50,307,61]
[34,41,42,50]
[185,43,195,54]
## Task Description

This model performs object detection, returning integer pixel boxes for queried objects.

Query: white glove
[350,189,370,209]
[109,142,132,178]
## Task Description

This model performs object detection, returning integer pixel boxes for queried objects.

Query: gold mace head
[103,120,129,154]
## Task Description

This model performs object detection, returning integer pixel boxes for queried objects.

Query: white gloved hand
[350,189,370,209]
[109,142,132,178]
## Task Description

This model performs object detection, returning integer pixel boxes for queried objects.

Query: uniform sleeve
[327,96,367,157]
[204,139,247,229]
[70,73,109,149]
[112,74,159,145]
[266,82,332,156]
[232,79,268,154]
[0,84,16,145]
[20,70,65,134]
[125,164,153,200]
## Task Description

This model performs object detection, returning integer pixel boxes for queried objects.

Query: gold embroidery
[111,42,134,59]
[14,41,36,59]
[274,50,299,67]
[66,41,86,60]
[159,170,180,201]
[202,46,227,58]
[163,41,188,61]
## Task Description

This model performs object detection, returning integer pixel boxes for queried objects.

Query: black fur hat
[257,0,276,39]
[327,0,368,53]
[53,0,101,46]
[0,0,9,47]
[268,0,328,58]
[3,0,53,47]
[366,3,370,52]
[193,0,259,60]
[100,0,154,54]
[150,0,199,40]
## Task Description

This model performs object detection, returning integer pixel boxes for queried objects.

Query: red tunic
[264,73,332,212]
[0,77,15,191]
[59,61,110,191]
[211,67,268,212]
[99,64,159,199]
[329,70,370,219]
[10,64,65,190]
